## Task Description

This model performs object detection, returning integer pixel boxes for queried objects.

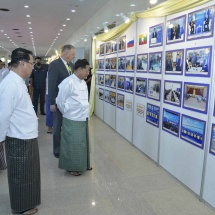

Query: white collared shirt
[0,71,38,141]
[56,74,89,121]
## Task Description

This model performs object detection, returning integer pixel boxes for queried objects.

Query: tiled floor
[0,114,215,215]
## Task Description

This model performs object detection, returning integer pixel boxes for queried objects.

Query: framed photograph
[104,90,110,103]
[98,59,104,70]
[166,15,186,44]
[126,55,135,72]
[149,52,162,73]
[136,77,147,97]
[136,103,145,117]
[209,123,215,155]
[136,53,148,72]
[149,23,163,47]
[125,77,134,94]
[187,6,214,41]
[165,49,184,75]
[164,80,182,107]
[105,74,116,89]
[105,58,111,71]
[96,48,99,55]
[111,40,118,53]
[147,79,161,101]
[99,88,104,100]
[183,82,209,114]
[146,103,160,127]
[111,57,117,70]
[106,42,112,55]
[109,91,116,106]
[118,35,126,52]
[95,74,98,85]
[98,74,104,85]
[162,108,180,137]
[180,114,206,149]
[105,74,110,87]
[118,56,125,72]
[118,76,125,91]
[185,46,212,77]
[95,60,99,70]
[117,93,125,110]
[100,44,105,56]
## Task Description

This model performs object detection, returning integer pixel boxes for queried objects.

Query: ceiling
[0,0,165,59]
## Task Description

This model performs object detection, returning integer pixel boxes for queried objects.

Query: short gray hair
[62,44,75,52]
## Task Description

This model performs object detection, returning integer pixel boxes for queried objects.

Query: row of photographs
[96,75,209,114]
[99,5,214,55]
[96,46,212,77]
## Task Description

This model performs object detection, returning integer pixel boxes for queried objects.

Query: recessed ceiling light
[63,24,66,27]
[26,15,30,17]
[7,37,10,38]
[4,34,7,35]
[60,29,63,31]
[24,5,29,8]
[58,33,60,35]
[71,10,76,12]
[1,30,4,32]
[28,22,31,24]
[150,0,157,4]
[97,27,100,29]
[130,4,135,6]
[30,32,33,33]
[67,18,70,20]
[29,27,32,30]
[31,35,33,37]
[116,14,120,16]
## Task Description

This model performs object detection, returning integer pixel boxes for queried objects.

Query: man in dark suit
[48,44,75,158]
[152,28,157,38]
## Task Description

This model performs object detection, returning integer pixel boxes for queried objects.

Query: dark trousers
[53,107,62,155]
[33,89,45,114]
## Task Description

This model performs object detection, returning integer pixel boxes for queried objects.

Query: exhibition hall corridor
[0,115,214,215]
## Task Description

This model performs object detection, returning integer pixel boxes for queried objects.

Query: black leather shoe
[41,113,46,115]
[54,153,59,158]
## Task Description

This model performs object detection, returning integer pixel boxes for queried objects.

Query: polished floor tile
[0,114,214,215]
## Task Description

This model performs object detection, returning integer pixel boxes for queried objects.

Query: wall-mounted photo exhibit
[183,82,209,114]
[98,59,104,70]
[96,48,99,55]
[180,114,206,149]
[146,103,160,127]
[117,93,125,110]
[95,74,98,85]
[136,53,148,72]
[125,76,134,94]
[165,49,184,75]
[136,77,147,97]
[162,108,180,137]
[104,90,110,103]
[126,55,135,72]
[105,74,116,89]
[111,57,117,70]
[139,33,147,45]
[147,79,161,101]
[109,91,116,106]
[149,52,162,73]
[95,60,99,70]
[106,42,112,55]
[105,58,111,71]
[164,80,182,107]
[111,40,118,53]
[185,46,212,77]
[118,56,126,72]
[209,123,215,156]
[98,74,104,85]
[99,88,104,100]
[166,15,186,44]
[118,76,125,91]
[118,35,126,52]
[100,44,105,56]
[187,5,214,41]
[149,23,163,47]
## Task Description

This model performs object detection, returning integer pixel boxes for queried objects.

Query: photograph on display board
[166,15,186,44]
[146,103,160,127]
[164,81,182,107]
[104,90,110,103]
[126,55,135,72]
[98,74,104,85]
[180,114,206,149]
[118,35,126,52]
[111,40,118,53]
[118,56,126,71]
[165,50,183,75]
[105,58,111,70]
[109,91,116,106]
[106,42,112,55]
[98,59,104,70]
[99,88,104,100]
[125,77,134,93]
[162,108,180,137]
[117,93,125,110]
[147,79,161,101]
[95,60,99,70]
[96,48,99,55]
[149,52,162,73]
[149,23,163,47]
[136,77,147,97]
[118,76,125,91]
[185,46,211,77]
[100,44,105,56]
[95,74,98,85]
[183,82,209,114]
[105,74,116,88]
[136,53,148,72]
[139,33,147,45]
[187,6,214,41]
[111,57,117,70]
[209,124,215,155]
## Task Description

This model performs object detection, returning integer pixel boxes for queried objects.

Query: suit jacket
[48,57,74,105]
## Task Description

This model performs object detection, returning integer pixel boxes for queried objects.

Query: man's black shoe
[54,153,59,158]
[41,113,46,115]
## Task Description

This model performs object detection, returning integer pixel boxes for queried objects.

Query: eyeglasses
[24,61,34,66]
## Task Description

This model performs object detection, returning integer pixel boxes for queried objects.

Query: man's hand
[50,104,56,112]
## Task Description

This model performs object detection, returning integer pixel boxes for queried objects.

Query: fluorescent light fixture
[120,13,130,23]
[26,15,30,17]
[150,0,157,4]
[84,38,87,42]
[67,18,70,21]
[71,10,76,12]
[24,5,29,8]
[130,4,135,6]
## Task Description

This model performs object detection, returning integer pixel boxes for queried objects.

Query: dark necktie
[67,63,72,74]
